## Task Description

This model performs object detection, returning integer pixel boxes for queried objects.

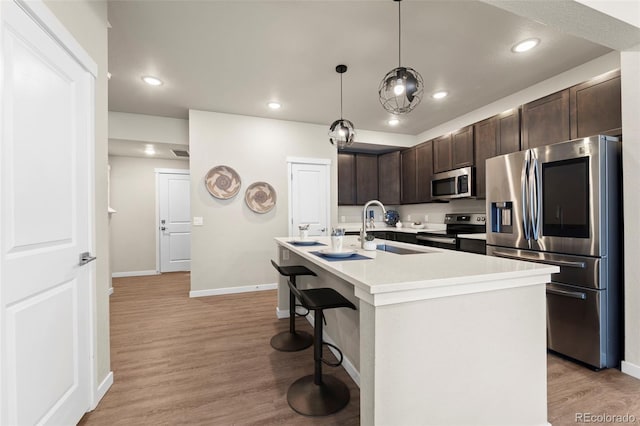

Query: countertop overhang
[275,236,558,306]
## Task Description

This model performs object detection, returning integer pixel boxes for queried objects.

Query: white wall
[109,111,189,146]
[44,0,111,388]
[621,46,640,376]
[189,110,340,292]
[109,156,188,275]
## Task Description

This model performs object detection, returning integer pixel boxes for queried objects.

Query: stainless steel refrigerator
[485,135,622,369]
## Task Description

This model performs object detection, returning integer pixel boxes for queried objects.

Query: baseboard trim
[306,316,360,388]
[108,287,114,296]
[276,307,290,319]
[622,360,640,380]
[91,371,113,410]
[190,283,277,298]
[111,270,158,278]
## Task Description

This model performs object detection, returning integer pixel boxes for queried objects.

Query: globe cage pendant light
[378,0,424,115]
[329,64,356,149]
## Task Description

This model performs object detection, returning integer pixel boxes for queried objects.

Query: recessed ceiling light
[144,145,156,155]
[267,101,281,110]
[432,91,448,100]
[388,118,400,126]
[512,38,540,53]
[142,76,163,86]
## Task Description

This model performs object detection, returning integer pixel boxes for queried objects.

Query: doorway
[287,158,331,237]
[156,170,191,272]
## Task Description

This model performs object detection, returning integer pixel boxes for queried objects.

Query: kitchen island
[274,236,558,425]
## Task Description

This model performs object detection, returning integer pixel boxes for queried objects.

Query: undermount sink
[376,244,426,255]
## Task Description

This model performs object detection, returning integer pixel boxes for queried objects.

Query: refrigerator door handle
[546,286,587,300]
[531,153,542,240]
[492,250,586,269]
[521,150,531,241]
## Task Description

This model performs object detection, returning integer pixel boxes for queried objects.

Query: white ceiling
[107,0,614,137]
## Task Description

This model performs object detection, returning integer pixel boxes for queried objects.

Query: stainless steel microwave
[431,167,473,200]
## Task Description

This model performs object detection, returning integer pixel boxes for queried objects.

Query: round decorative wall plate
[204,165,241,199]
[245,182,276,213]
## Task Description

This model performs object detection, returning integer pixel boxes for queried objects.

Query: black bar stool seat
[286,280,356,417]
[270,260,315,352]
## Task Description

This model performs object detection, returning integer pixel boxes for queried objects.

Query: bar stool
[270,260,314,352]
[286,279,357,416]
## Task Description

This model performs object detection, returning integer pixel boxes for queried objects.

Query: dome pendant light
[378,0,424,115]
[329,64,356,149]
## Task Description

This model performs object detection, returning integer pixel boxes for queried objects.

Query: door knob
[160,226,166,231]
[79,251,97,266]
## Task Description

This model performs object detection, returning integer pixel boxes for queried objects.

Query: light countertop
[275,236,557,306]
[339,222,446,234]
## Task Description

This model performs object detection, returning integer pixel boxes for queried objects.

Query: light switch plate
[193,216,203,226]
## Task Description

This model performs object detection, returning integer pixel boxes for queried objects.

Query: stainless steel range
[416,213,486,251]
[485,135,622,369]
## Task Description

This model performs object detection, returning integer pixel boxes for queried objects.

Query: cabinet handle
[546,287,586,300]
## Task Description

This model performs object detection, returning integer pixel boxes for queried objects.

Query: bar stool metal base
[287,374,350,416]
[270,330,313,352]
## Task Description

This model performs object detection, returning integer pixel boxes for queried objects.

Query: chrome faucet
[361,200,386,248]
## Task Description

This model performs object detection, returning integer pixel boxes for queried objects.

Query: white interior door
[158,172,191,272]
[0,1,95,425]
[290,162,330,237]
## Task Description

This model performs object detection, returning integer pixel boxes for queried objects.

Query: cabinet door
[474,118,498,199]
[433,134,452,173]
[378,151,401,205]
[338,152,356,205]
[401,148,417,204]
[522,89,570,149]
[497,108,521,155]
[570,70,621,139]
[416,141,433,202]
[356,154,379,205]
[451,125,474,168]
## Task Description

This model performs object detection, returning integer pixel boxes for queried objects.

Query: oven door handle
[416,236,457,245]
[491,250,586,269]
[546,286,587,300]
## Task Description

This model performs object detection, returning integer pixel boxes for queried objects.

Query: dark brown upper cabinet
[474,109,521,199]
[474,117,498,200]
[497,108,521,155]
[451,125,474,169]
[400,148,418,204]
[522,89,570,149]
[378,151,401,205]
[570,69,621,139]
[415,141,433,203]
[355,153,379,205]
[433,125,474,173]
[433,134,452,174]
[338,152,356,205]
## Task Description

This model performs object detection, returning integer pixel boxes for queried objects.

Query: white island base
[275,237,557,425]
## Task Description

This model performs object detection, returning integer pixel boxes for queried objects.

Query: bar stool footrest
[287,374,350,417]
[270,331,313,352]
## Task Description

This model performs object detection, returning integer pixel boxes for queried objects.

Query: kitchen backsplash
[338,199,486,224]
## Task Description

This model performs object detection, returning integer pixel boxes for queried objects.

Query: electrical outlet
[282,248,289,260]
[340,216,346,222]
[424,214,429,222]
[193,216,203,226]
[407,214,412,221]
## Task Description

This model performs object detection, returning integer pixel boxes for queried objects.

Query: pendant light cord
[340,73,343,119]
[398,0,401,67]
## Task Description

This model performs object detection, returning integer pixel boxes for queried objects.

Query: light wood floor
[80,272,640,425]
